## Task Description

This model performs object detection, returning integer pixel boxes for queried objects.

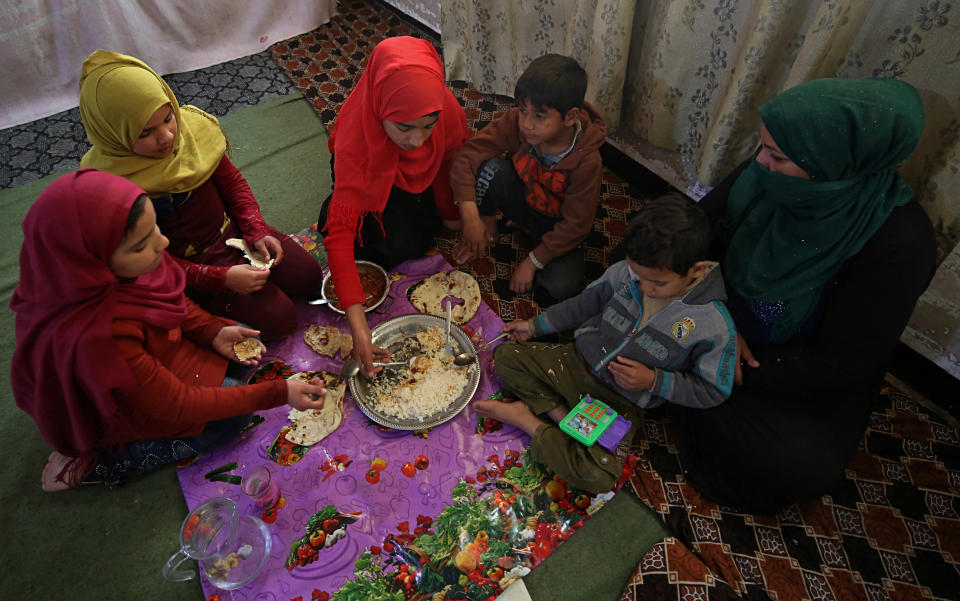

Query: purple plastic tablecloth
[176,253,530,599]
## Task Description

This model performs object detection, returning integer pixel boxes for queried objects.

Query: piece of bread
[409,270,481,324]
[304,324,347,358]
[233,337,262,361]
[225,238,275,269]
[285,371,346,445]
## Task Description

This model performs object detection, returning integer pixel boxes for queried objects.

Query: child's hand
[608,356,656,391]
[226,264,270,294]
[510,259,537,294]
[735,333,759,385]
[454,215,492,263]
[254,235,284,265]
[286,377,327,411]
[212,326,265,364]
[503,319,534,341]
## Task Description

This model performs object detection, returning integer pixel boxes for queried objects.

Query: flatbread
[233,338,262,361]
[304,324,353,359]
[225,238,275,269]
[285,371,346,445]
[409,270,481,324]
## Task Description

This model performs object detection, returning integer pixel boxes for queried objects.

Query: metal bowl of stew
[320,260,390,314]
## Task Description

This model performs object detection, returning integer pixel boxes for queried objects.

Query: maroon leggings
[190,237,325,340]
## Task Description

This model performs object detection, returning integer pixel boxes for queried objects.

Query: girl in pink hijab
[11,169,326,490]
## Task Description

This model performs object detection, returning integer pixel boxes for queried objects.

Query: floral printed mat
[177,253,635,601]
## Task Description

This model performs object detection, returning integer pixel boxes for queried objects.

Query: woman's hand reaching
[212,326,265,365]
[286,377,327,410]
[225,264,270,294]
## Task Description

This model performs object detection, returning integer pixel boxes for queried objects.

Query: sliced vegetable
[203,462,238,479]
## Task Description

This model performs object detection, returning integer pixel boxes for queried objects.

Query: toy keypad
[559,395,618,446]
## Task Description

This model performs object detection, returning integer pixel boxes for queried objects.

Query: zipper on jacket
[593,281,646,371]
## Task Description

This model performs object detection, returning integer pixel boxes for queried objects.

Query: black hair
[123,195,148,239]
[623,192,710,275]
[514,54,587,116]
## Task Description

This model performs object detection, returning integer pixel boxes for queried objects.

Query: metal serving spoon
[453,332,511,366]
[341,358,417,378]
[307,293,377,306]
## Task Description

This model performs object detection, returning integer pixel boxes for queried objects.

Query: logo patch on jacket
[672,317,695,340]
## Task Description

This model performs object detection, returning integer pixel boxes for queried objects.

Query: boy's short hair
[623,192,710,275]
[514,54,587,116]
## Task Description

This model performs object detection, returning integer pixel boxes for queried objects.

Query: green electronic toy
[559,395,618,447]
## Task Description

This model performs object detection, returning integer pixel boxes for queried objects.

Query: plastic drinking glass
[241,465,280,508]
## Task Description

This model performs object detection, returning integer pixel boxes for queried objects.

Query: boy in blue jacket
[476,194,738,492]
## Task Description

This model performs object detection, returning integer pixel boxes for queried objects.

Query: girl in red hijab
[318,36,471,376]
[11,169,327,490]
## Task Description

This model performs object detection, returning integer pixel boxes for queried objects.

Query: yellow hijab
[79,50,227,195]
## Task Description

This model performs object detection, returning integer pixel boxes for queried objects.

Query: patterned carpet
[621,379,960,601]
[271,0,654,320]
[0,50,296,190]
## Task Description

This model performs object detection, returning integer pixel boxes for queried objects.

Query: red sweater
[155,156,274,290]
[110,298,286,443]
[323,155,459,308]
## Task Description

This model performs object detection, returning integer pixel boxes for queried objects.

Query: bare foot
[474,399,543,436]
[41,451,79,492]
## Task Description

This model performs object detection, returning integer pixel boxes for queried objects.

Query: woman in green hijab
[674,77,937,513]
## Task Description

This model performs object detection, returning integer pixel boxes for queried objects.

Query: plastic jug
[162,497,272,590]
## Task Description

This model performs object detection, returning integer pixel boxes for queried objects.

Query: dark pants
[85,414,257,486]
[493,341,643,493]
[190,235,325,341]
[318,154,443,271]
[475,157,586,301]
[318,186,442,271]
[670,388,871,514]
[84,362,259,486]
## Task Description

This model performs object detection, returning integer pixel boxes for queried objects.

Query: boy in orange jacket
[450,54,606,301]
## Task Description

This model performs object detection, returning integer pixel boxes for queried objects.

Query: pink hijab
[10,169,187,459]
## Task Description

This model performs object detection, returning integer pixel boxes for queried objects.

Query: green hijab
[724,77,924,343]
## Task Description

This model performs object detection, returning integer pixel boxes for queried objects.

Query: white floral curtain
[441,0,960,379]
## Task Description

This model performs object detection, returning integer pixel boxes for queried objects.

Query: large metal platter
[348,314,480,430]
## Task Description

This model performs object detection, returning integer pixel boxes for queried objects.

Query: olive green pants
[493,341,643,493]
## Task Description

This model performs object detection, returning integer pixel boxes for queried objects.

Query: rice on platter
[366,326,469,421]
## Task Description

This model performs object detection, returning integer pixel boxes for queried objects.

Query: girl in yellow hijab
[79,50,325,340]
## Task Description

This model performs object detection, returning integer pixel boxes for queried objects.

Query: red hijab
[10,169,187,459]
[326,36,470,228]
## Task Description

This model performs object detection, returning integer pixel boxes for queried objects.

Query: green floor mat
[0,93,329,601]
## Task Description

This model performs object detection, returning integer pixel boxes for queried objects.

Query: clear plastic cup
[241,465,280,508]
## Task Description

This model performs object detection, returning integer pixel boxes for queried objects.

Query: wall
[383,0,440,33]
